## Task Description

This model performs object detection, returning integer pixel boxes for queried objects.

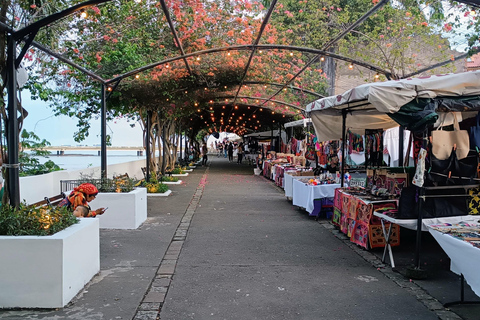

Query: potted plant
[0,205,99,308]
[160,175,182,185]
[171,167,189,177]
[139,175,172,196]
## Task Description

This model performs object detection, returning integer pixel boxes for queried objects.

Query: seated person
[59,183,106,217]
[73,205,90,218]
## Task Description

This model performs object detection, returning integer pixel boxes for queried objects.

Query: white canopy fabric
[306,71,480,142]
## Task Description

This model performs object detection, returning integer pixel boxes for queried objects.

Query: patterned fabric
[74,183,99,195]
[350,221,369,249]
[64,183,98,217]
[356,201,373,223]
[369,224,400,248]
[468,187,480,215]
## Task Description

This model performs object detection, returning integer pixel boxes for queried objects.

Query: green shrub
[0,204,78,236]
[75,174,135,193]
[171,167,184,174]
[160,175,179,182]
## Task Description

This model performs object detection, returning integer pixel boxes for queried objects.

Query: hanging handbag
[431,113,469,160]
[470,112,480,150]
[427,148,479,186]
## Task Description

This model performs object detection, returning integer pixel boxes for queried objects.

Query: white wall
[20,159,145,204]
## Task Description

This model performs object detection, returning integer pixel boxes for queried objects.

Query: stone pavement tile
[133,310,159,320]
[158,264,176,275]
[153,277,171,287]
[163,253,179,260]
[137,302,162,311]
[143,291,166,303]
[436,310,463,320]
[151,286,168,293]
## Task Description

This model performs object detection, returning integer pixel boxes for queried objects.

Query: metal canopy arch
[2,0,477,206]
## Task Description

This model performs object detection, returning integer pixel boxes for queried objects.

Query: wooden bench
[113,173,129,180]
[30,193,66,209]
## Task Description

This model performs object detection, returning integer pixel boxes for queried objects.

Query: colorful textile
[350,221,369,249]
[63,183,99,217]
[369,224,400,248]
[74,183,99,195]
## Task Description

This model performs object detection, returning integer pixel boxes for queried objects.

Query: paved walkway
[1,157,479,319]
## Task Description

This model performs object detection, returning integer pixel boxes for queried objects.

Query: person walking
[237,142,244,164]
[227,142,234,162]
[202,142,208,166]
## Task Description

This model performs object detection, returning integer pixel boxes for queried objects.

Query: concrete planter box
[172,173,189,177]
[183,169,193,172]
[162,180,182,185]
[0,218,99,308]
[147,190,172,197]
[94,188,147,229]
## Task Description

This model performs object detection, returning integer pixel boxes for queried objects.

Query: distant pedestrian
[202,143,208,166]
[228,142,234,162]
[237,142,244,164]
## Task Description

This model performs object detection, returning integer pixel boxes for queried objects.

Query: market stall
[306,70,480,274]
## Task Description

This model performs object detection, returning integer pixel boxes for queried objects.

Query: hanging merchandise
[470,111,480,150]
[468,186,480,215]
[305,145,315,161]
[365,129,384,167]
[348,130,364,153]
[412,148,427,187]
[431,112,469,160]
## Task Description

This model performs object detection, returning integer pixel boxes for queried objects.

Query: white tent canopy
[306,71,480,142]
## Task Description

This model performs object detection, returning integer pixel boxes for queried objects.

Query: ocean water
[35,150,151,171]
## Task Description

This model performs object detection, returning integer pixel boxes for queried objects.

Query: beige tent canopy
[306,71,480,142]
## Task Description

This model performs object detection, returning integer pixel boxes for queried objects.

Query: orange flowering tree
[5,0,475,173]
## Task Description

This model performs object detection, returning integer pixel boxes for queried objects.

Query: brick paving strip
[133,169,209,320]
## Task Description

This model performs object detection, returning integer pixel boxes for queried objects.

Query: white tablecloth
[292,179,339,213]
[284,173,315,199]
[373,213,480,232]
[292,179,309,209]
[428,225,480,297]
[305,184,340,214]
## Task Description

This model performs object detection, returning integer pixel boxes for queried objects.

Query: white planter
[0,218,99,308]
[94,188,147,229]
[189,166,196,169]
[147,190,172,197]
[183,169,193,172]
[172,173,189,177]
[162,180,182,185]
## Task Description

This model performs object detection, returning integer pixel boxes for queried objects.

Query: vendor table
[284,172,314,199]
[292,179,339,214]
[373,213,479,267]
[427,222,480,299]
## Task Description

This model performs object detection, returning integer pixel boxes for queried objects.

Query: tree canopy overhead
[3,0,479,138]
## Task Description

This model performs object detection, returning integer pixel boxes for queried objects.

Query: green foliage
[160,175,179,182]
[139,175,170,193]
[19,130,62,176]
[76,174,136,193]
[171,167,184,174]
[0,203,78,236]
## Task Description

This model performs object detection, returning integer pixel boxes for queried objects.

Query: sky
[21,91,145,147]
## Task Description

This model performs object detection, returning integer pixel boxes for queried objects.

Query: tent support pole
[341,110,347,187]
[100,84,107,179]
[145,111,151,182]
[407,129,428,279]
[399,126,404,167]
